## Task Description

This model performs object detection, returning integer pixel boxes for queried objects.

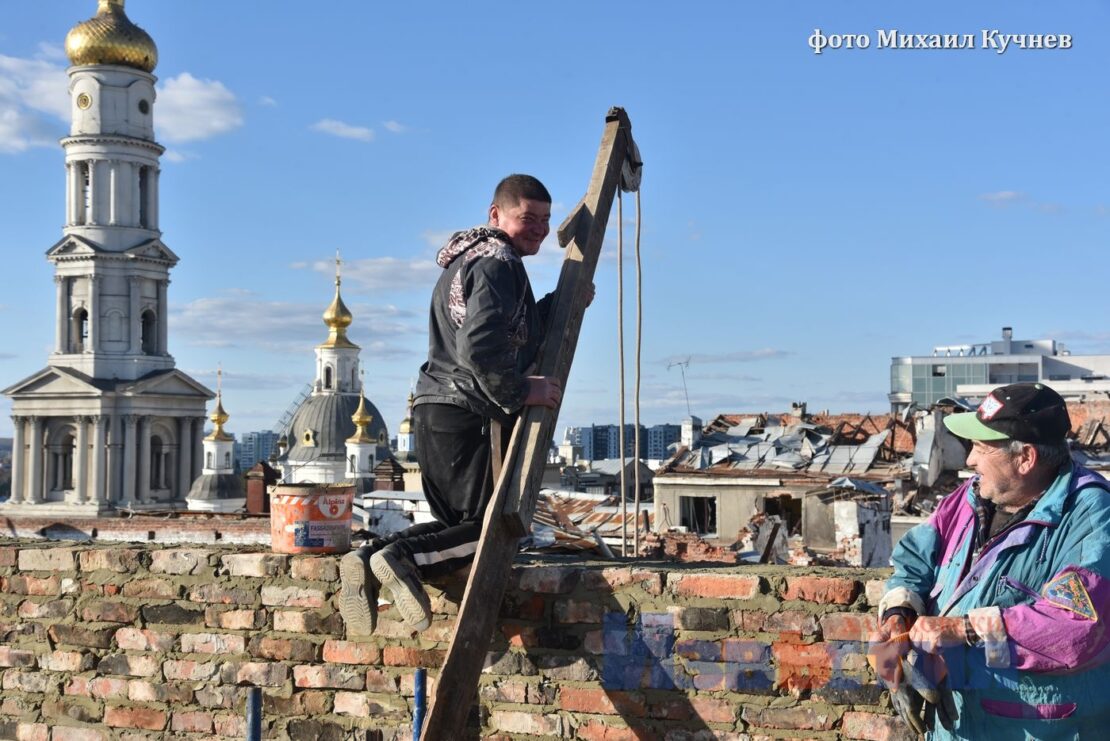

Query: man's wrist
[964,614,982,647]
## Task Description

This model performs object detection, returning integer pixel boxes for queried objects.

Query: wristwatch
[964,615,982,647]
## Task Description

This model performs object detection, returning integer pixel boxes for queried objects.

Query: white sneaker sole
[370,550,431,632]
[338,550,377,636]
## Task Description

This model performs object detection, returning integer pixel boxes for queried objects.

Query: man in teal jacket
[876,383,1110,739]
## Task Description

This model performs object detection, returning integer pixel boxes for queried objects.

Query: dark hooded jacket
[413,227,552,423]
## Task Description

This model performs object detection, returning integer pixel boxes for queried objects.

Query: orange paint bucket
[269,483,355,554]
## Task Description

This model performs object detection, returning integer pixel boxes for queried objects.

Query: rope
[617,187,627,557]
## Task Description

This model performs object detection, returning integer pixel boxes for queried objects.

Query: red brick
[515,566,579,593]
[0,647,36,668]
[234,662,289,687]
[2,671,53,693]
[104,706,167,731]
[18,548,76,572]
[18,598,73,619]
[733,609,768,632]
[575,723,654,741]
[163,659,220,681]
[14,724,48,741]
[88,677,130,699]
[248,636,316,662]
[0,546,17,567]
[672,573,761,599]
[121,578,180,600]
[128,680,194,704]
[78,549,140,573]
[220,553,287,577]
[81,600,140,623]
[489,710,563,737]
[96,653,161,677]
[260,585,326,608]
[743,705,836,730]
[171,711,214,733]
[188,584,256,605]
[40,650,93,672]
[323,640,380,665]
[194,686,239,709]
[48,624,114,648]
[180,632,246,655]
[781,576,859,605]
[480,681,530,705]
[691,696,737,723]
[382,646,445,668]
[865,579,887,607]
[206,607,266,630]
[272,609,340,634]
[4,575,61,596]
[264,690,331,716]
[293,664,364,690]
[64,676,92,697]
[213,713,246,737]
[772,641,833,691]
[365,669,399,693]
[820,612,877,641]
[334,691,371,717]
[554,598,605,624]
[114,627,176,652]
[841,711,916,741]
[583,568,665,596]
[149,549,210,575]
[501,624,539,649]
[558,687,646,717]
[50,728,106,741]
[290,556,339,581]
[764,610,818,634]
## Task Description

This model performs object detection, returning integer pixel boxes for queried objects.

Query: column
[65,163,74,225]
[108,162,118,225]
[128,276,141,354]
[192,418,203,481]
[10,416,24,504]
[105,414,120,504]
[131,164,142,226]
[178,416,193,499]
[92,415,107,504]
[87,275,99,354]
[87,160,99,226]
[149,168,160,230]
[55,276,68,354]
[138,416,151,502]
[157,279,169,355]
[74,416,89,503]
[122,415,137,506]
[29,417,44,504]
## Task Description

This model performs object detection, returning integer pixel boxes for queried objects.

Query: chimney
[1002,326,1012,354]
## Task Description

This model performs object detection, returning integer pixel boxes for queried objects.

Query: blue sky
[1,1,1109,440]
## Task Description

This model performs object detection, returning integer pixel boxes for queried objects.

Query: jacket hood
[436,226,514,268]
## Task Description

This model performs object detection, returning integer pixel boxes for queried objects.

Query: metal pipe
[246,686,262,741]
[413,667,427,741]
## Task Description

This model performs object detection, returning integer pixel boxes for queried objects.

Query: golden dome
[398,392,415,434]
[347,391,375,444]
[66,1,158,73]
[319,276,359,349]
[206,394,233,442]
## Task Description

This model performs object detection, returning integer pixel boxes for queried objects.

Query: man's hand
[524,376,562,408]
[908,616,969,655]
[870,614,913,689]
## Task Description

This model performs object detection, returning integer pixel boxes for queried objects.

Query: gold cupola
[398,391,415,435]
[347,389,375,444]
[66,1,158,73]
[205,368,233,442]
[319,255,359,349]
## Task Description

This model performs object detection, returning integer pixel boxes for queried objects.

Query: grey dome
[186,473,243,502]
[284,392,391,464]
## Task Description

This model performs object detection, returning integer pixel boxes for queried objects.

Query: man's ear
[488,203,500,227]
[1017,444,1038,475]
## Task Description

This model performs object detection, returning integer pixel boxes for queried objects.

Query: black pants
[382,403,511,578]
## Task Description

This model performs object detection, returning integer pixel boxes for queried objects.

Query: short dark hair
[492,174,551,208]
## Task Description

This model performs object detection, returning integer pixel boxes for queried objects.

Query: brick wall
[0,540,912,740]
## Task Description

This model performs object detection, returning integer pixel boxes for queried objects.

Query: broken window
[679,495,716,535]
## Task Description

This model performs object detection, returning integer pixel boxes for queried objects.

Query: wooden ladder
[419,107,640,740]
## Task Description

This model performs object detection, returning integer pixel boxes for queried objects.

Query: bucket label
[293,520,350,548]
[316,494,351,519]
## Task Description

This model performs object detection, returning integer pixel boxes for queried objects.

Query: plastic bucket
[269,483,355,554]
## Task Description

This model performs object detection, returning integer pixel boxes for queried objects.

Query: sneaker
[370,544,431,631]
[339,545,380,636]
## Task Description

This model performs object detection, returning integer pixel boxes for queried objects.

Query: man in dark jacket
[340,174,562,634]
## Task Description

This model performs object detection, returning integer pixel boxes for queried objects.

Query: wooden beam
[419,108,637,741]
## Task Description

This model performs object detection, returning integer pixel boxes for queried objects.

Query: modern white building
[3,0,212,515]
[890,327,1110,412]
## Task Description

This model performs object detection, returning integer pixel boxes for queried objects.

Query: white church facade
[3,0,212,515]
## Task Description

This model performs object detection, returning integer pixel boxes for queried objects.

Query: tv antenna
[667,357,692,416]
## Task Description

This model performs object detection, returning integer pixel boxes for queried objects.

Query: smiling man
[874,383,1110,739]
[339,175,562,634]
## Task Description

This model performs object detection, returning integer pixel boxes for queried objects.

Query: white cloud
[258,96,277,107]
[184,368,304,391]
[382,120,407,133]
[421,230,455,249]
[170,291,422,352]
[156,73,244,143]
[0,53,69,153]
[311,118,374,142]
[978,190,1062,214]
[162,150,194,164]
[299,257,439,294]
